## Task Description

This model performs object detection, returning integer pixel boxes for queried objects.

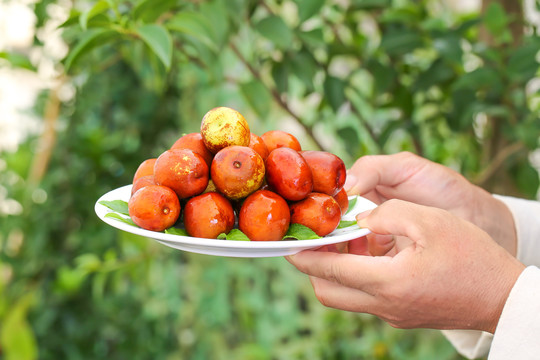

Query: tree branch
[228,41,327,151]
[473,141,527,187]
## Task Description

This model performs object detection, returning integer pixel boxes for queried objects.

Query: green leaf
[0,293,37,360]
[297,28,325,48]
[167,12,218,51]
[239,80,272,118]
[514,162,540,199]
[337,220,357,229]
[413,58,455,91]
[380,28,423,56]
[164,227,188,236]
[291,50,318,91]
[133,0,178,23]
[295,0,325,23]
[366,58,395,93]
[324,75,346,112]
[337,126,360,153]
[217,229,250,241]
[272,61,289,94]
[283,223,321,240]
[104,213,136,226]
[507,42,540,82]
[63,28,118,72]
[134,24,173,70]
[350,0,390,10]
[0,52,36,71]
[75,253,102,272]
[57,9,81,28]
[483,3,509,36]
[433,34,463,64]
[99,200,129,215]
[254,16,294,49]
[345,196,358,215]
[80,0,110,31]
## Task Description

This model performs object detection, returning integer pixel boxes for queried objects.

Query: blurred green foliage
[1,0,539,359]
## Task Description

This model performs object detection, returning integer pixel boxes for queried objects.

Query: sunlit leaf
[283,223,321,240]
[337,220,357,229]
[80,0,110,31]
[99,200,129,215]
[217,229,250,241]
[0,293,37,360]
[164,227,188,236]
[134,24,173,70]
[0,52,36,71]
[104,213,136,226]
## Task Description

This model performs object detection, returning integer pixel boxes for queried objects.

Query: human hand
[287,200,525,333]
[344,152,517,256]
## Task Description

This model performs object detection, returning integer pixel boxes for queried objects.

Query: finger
[345,152,425,196]
[286,249,392,289]
[358,199,447,245]
[347,237,370,255]
[308,276,377,313]
[366,233,396,256]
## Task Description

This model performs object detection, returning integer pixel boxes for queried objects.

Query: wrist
[480,259,525,334]
[469,186,517,256]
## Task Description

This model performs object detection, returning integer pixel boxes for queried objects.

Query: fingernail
[344,173,357,191]
[356,210,371,228]
[357,218,368,228]
[356,210,371,220]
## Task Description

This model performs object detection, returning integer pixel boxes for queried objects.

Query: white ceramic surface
[95,185,377,257]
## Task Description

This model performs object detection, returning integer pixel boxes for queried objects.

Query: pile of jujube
[129,106,349,241]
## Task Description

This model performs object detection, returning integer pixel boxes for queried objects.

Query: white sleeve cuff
[440,329,492,359]
[493,195,540,267]
[488,266,540,359]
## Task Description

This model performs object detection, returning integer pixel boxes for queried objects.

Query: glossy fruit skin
[301,151,346,196]
[131,175,155,196]
[239,190,290,241]
[261,130,301,153]
[211,146,265,200]
[128,185,180,232]
[333,188,349,214]
[265,147,313,201]
[133,158,157,183]
[170,132,213,168]
[183,192,235,238]
[248,133,269,161]
[290,193,341,237]
[200,107,250,154]
[154,149,209,199]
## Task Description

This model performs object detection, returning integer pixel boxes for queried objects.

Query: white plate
[95,185,376,258]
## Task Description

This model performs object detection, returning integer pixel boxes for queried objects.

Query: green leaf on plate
[164,227,189,236]
[104,213,136,226]
[337,220,358,229]
[283,223,321,240]
[345,196,357,215]
[217,229,250,241]
[99,200,129,215]
[134,24,173,70]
